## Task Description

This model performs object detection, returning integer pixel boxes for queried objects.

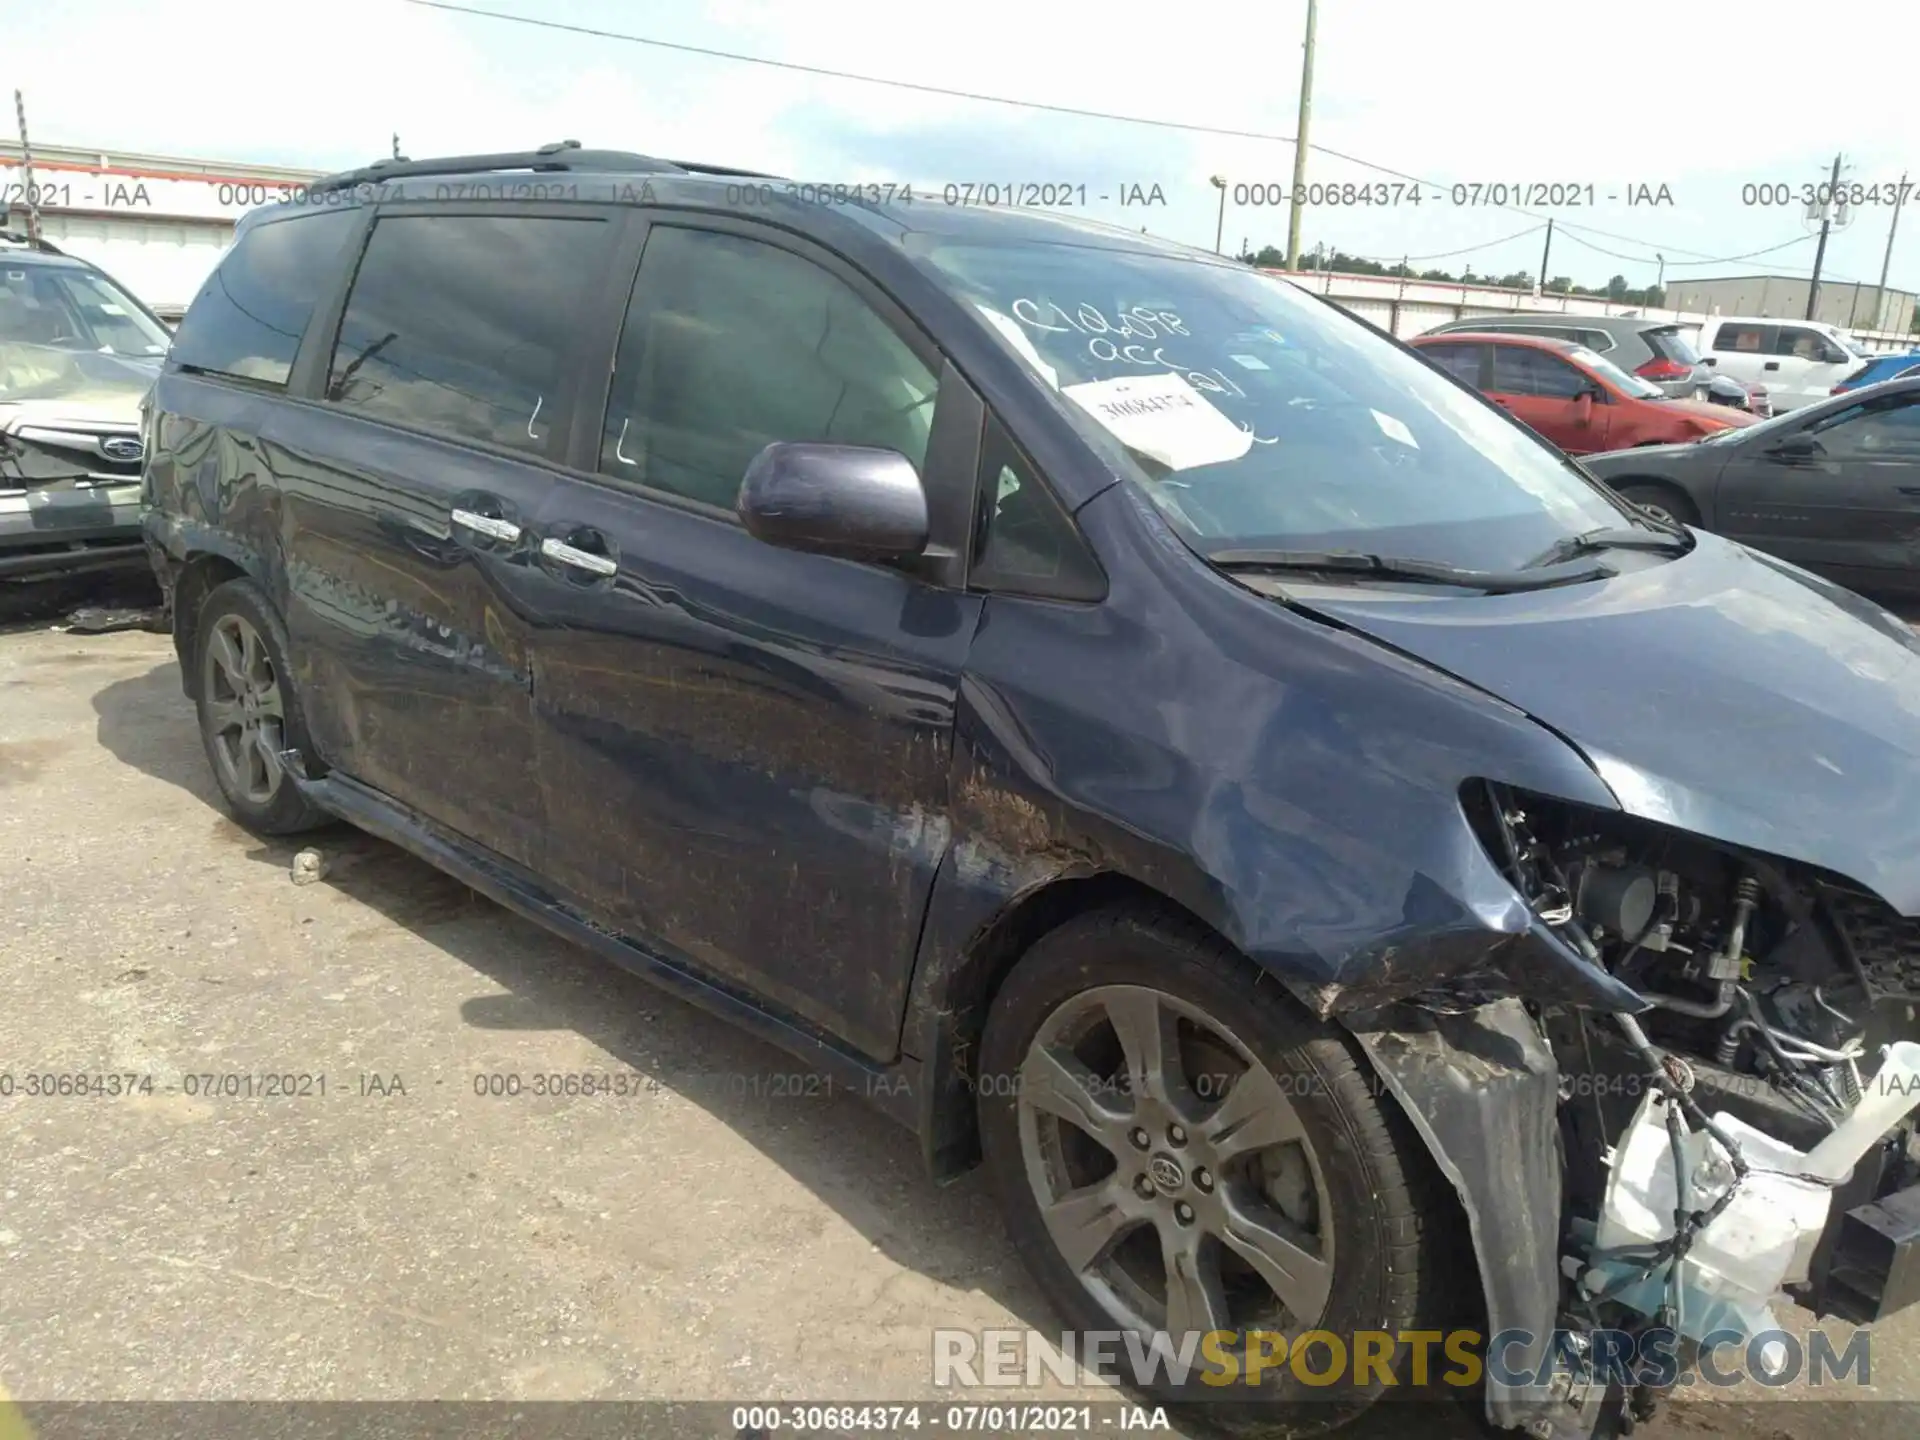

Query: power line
[401,0,1835,277]
[1344,224,1545,265]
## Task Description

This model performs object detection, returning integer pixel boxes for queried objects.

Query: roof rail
[0,228,65,255]
[302,139,691,196]
[665,159,783,180]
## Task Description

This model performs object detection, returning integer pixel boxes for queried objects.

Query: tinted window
[170,210,359,386]
[1809,395,1920,458]
[1492,345,1587,398]
[325,214,611,455]
[1419,343,1483,385]
[1715,322,1770,354]
[970,420,1104,599]
[600,226,938,510]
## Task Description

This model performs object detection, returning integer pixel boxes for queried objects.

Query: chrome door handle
[540,536,617,576]
[451,508,522,543]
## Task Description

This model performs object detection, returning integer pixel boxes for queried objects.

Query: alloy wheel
[203,612,289,806]
[1015,983,1334,1346]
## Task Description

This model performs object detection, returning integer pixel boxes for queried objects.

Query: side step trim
[291,769,921,1129]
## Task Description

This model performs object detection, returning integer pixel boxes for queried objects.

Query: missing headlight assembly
[1436,779,1920,1431]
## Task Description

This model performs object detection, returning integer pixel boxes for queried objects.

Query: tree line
[1239,243,1666,308]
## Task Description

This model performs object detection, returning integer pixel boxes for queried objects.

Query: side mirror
[738,442,929,563]
[1574,390,1595,423]
[1700,356,1717,366]
[1770,432,1820,459]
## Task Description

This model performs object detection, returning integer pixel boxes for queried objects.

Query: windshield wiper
[1522,525,1692,570]
[1207,548,1611,593]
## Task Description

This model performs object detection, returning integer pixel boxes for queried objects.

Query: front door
[1486,344,1605,452]
[1714,390,1920,577]
[1769,325,1855,410]
[282,206,622,870]
[525,219,984,1058]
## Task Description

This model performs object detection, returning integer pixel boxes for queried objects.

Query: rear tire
[977,905,1457,1435]
[193,578,328,836]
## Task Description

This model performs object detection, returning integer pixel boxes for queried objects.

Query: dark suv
[144,144,1920,1439]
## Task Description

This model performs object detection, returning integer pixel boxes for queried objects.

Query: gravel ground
[2,618,1917,1440]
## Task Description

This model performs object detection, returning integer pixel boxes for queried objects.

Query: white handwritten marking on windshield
[1010,298,1275,443]
[1011,298,1189,341]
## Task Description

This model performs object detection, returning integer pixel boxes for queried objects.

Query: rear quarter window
[169,209,361,387]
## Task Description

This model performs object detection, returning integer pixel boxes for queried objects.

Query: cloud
[3,0,1915,294]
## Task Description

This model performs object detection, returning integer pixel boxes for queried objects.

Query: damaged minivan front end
[1274,567,1920,1437]
[1350,778,1920,1436]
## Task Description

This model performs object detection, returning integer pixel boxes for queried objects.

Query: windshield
[1570,347,1665,399]
[0,263,171,358]
[915,238,1637,570]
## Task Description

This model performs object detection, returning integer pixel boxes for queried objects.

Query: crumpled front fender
[1348,999,1606,1440]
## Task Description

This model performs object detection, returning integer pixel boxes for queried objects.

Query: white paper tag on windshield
[1371,408,1418,448]
[975,304,1059,389]
[1061,372,1254,471]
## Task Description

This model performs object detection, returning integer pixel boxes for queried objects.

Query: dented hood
[1290,532,1920,915]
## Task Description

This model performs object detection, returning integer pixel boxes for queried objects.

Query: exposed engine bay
[1467,781,1920,1431]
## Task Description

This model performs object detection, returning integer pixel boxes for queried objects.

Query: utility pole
[1876,171,1908,331]
[1283,0,1318,270]
[1535,219,1553,297]
[1210,175,1226,255]
[13,90,42,243]
[1806,152,1845,321]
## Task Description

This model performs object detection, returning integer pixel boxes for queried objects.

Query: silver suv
[1,230,171,584]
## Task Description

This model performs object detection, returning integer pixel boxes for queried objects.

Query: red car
[1410,331,1756,454]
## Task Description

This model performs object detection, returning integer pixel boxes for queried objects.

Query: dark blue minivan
[142,143,1920,1439]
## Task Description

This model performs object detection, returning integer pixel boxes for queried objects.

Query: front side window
[970,419,1105,599]
[169,210,359,385]
[599,226,938,511]
[1808,395,1920,458]
[1418,343,1484,386]
[914,237,1632,571]
[1492,346,1587,399]
[1772,327,1843,363]
[325,213,612,455]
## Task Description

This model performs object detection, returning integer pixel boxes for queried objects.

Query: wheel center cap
[1148,1153,1185,1192]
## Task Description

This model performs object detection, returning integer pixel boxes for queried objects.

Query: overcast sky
[5,0,1916,296]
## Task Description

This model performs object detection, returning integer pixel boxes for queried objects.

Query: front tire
[977,906,1454,1434]
[1615,482,1698,528]
[193,577,328,836]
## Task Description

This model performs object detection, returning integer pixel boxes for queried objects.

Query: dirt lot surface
[4,620,1918,1439]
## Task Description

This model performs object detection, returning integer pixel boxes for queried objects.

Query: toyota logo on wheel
[100,437,144,463]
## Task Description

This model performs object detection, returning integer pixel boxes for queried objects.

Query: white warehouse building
[1,141,328,320]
